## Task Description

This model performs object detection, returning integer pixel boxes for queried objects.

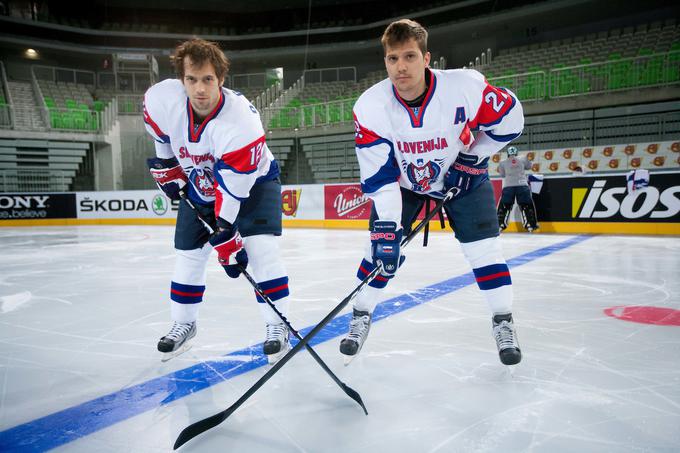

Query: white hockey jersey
[353,68,524,222]
[143,79,278,223]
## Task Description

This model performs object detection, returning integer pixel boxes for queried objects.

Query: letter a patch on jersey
[454,106,466,124]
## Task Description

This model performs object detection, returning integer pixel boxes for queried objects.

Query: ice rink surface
[0,226,679,452]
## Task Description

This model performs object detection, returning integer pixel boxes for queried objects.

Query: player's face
[182,57,224,118]
[384,38,431,101]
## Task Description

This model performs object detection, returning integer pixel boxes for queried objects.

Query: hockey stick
[173,187,456,449]
[237,267,367,413]
[176,193,366,401]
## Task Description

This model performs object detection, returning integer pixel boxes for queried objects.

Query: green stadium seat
[50,111,62,128]
[65,99,77,109]
[664,51,680,82]
[93,100,105,112]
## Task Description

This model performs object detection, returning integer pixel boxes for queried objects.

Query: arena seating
[0,140,89,191]
[489,140,680,177]
[266,69,388,130]
[38,79,102,131]
[481,20,680,100]
[0,89,10,127]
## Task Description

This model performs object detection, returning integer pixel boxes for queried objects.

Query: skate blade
[266,343,292,365]
[342,353,358,366]
[160,342,193,362]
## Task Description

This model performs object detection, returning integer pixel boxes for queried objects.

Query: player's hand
[370,220,403,277]
[444,152,489,199]
[147,157,188,201]
[208,222,248,278]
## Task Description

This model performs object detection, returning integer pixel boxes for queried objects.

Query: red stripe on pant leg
[171,289,205,297]
[475,271,511,283]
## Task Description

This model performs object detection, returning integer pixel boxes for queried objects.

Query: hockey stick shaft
[174,188,455,449]
[176,194,366,402]
[238,267,367,414]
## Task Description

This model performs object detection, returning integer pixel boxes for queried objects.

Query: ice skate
[263,323,291,364]
[492,313,521,365]
[340,309,372,365]
[158,321,196,362]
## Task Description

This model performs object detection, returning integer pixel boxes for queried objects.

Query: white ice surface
[0,226,678,452]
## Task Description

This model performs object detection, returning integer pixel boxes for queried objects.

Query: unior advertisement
[76,190,179,219]
[0,193,76,220]
[534,172,680,222]
[324,183,373,220]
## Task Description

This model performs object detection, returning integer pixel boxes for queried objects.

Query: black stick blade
[174,410,229,450]
[342,383,368,415]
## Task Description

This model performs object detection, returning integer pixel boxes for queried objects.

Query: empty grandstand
[0,0,677,190]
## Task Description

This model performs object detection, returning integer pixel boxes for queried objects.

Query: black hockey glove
[147,157,188,201]
[444,152,489,199]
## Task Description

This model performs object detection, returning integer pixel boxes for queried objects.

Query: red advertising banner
[323,180,502,222]
[324,184,373,220]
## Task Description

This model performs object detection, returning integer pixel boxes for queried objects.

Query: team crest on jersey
[404,159,442,192]
[189,167,215,199]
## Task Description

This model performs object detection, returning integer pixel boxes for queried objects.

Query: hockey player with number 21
[143,39,291,363]
[340,19,524,366]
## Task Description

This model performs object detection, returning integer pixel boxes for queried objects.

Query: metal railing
[0,61,14,129]
[0,104,11,129]
[42,106,102,132]
[488,70,547,102]
[549,51,680,98]
[0,169,71,192]
[116,94,143,115]
[32,65,96,86]
[302,67,357,84]
[3,105,47,130]
[262,97,356,130]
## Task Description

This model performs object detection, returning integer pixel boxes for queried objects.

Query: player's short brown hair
[381,19,428,54]
[173,39,229,82]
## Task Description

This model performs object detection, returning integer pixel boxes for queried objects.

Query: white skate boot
[339,308,372,365]
[158,321,196,362]
[492,313,522,365]
[263,323,291,364]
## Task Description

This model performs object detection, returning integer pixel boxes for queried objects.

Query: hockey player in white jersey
[497,146,539,232]
[143,39,291,363]
[340,19,523,366]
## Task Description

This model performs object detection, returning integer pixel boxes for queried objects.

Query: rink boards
[1,171,678,235]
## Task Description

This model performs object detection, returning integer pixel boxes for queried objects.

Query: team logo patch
[405,159,441,192]
[189,167,215,199]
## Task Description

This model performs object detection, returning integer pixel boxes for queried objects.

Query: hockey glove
[147,157,188,201]
[208,220,248,278]
[371,220,403,277]
[444,152,489,199]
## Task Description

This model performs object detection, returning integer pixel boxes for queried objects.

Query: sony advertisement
[0,193,76,220]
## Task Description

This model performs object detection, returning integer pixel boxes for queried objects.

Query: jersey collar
[392,68,436,128]
[186,89,225,143]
